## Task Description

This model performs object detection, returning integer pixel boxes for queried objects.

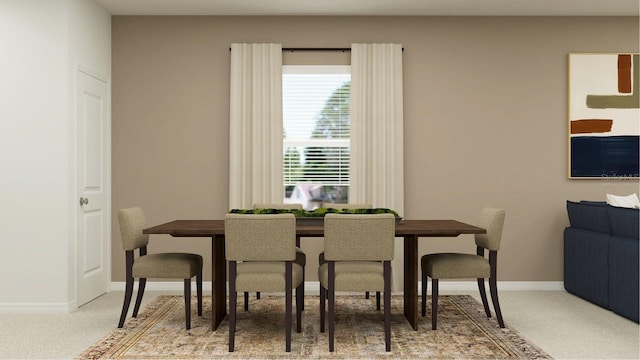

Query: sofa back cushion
[566,201,611,233]
[608,206,640,240]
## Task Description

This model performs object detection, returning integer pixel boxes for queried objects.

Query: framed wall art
[568,53,639,179]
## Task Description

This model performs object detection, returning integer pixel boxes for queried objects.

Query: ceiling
[96,0,639,16]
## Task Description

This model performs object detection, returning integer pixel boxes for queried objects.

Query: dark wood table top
[143,219,485,237]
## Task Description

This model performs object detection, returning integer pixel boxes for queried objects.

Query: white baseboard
[0,281,564,313]
[419,281,565,292]
[0,300,77,314]
[110,281,213,292]
[110,281,565,295]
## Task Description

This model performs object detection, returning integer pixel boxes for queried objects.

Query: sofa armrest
[564,227,609,308]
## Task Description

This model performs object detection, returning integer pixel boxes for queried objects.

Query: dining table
[143,218,485,331]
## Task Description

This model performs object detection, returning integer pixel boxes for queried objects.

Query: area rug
[78,295,550,359]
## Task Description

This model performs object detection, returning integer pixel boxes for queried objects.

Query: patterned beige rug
[78,295,550,359]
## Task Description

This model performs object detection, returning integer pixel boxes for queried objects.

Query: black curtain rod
[283,47,351,52]
[228,47,350,52]
[229,47,403,52]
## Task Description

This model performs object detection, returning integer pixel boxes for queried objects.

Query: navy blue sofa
[564,201,639,322]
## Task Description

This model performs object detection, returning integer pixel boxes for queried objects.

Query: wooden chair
[319,213,395,352]
[225,213,304,352]
[421,207,506,329]
[117,207,202,330]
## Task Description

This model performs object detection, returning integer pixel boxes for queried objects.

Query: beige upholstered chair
[320,203,381,306]
[319,213,395,352]
[225,214,304,352]
[117,207,203,330]
[248,203,307,311]
[421,207,506,330]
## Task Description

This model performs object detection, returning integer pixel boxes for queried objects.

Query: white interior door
[77,70,109,306]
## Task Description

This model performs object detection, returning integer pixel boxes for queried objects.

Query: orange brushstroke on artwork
[571,119,613,134]
[618,54,632,94]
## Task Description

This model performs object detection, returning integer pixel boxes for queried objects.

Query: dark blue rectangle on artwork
[571,136,639,177]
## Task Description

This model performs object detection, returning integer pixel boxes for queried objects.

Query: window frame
[282,65,351,208]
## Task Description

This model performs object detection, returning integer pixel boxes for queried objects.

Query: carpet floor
[78,294,550,359]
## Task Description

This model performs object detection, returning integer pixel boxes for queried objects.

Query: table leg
[404,235,418,330]
[211,234,227,330]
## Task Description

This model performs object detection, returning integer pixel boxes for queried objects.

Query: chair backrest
[474,207,505,251]
[323,213,395,261]
[225,214,296,261]
[117,207,149,251]
[252,203,303,210]
[322,203,372,210]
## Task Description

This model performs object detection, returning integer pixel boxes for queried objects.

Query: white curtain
[229,43,283,209]
[351,43,404,291]
[350,43,404,215]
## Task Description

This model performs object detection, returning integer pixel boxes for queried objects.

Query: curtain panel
[351,43,404,292]
[350,43,405,216]
[229,43,283,209]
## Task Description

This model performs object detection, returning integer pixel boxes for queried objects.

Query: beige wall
[112,16,639,283]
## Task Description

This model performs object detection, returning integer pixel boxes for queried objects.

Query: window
[283,65,350,209]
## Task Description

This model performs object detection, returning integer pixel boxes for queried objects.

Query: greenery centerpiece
[229,207,401,219]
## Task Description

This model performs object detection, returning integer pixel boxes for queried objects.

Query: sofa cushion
[608,206,640,240]
[566,201,611,234]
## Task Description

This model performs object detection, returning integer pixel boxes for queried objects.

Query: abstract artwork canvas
[568,53,639,179]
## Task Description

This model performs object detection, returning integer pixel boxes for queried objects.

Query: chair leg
[384,261,391,352]
[300,267,305,311]
[477,278,491,318]
[118,275,134,328]
[328,262,335,352]
[489,250,505,328]
[296,282,303,333]
[421,271,427,317]
[229,262,237,352]
[196,271,203,316]
[184,279,191,330]
[132,277,146,317]
[243,291,258,311]
[285,262,292,352]
[296,236,303,312]
[320,285,326,333]
[489,276,505,328]
[376,291,381,311]
[431,278,439,330]
[476,246,491,318]
[118,251,135,328]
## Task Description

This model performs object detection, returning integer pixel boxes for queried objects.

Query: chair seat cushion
[319,262,386,292]
[422,253,490,279]
[132,253,202,279]
[235,262,304,292]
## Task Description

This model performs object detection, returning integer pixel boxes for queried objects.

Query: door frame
[74,66,111,309]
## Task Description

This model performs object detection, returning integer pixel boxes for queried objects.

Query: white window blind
[283,65,351,208]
